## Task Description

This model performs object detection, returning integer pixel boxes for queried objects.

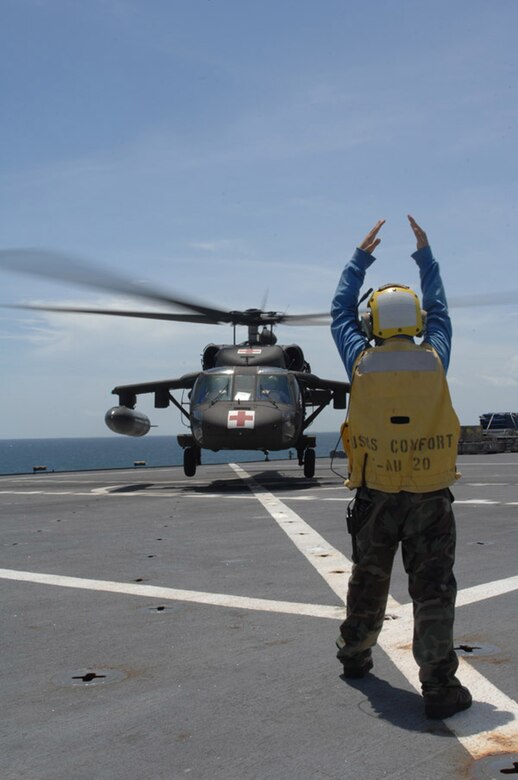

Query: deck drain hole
[454,643,500,657]
[471,754,518,780]
[73,672,106,683]
[140,604,183,613]
[53,669,127,687]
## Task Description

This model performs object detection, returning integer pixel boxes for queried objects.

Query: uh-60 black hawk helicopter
[0,249,349,478]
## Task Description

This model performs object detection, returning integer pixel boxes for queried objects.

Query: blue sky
[1,0,517,438]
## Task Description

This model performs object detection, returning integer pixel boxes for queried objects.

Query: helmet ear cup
[359,311,373,339]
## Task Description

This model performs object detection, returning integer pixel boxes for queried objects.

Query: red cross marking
[228,410,255,428]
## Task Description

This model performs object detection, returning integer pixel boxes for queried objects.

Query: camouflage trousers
[337,486,460,692]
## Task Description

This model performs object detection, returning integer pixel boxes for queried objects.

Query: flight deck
[0,454,517,779]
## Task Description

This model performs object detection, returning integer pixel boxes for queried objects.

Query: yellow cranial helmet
[365,284,424,339]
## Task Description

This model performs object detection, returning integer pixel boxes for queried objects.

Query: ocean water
[0,432,343,476]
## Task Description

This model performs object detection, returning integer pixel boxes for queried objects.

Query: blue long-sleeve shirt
[330,245,452,380]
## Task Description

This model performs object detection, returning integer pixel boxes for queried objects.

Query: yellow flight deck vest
[342,338,460,493]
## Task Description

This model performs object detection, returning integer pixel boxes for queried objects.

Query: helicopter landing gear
[295,436,317,478]
[303,447,316,478]
[183,446,200,477]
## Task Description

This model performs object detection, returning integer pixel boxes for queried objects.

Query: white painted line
[0,568,344,621]
[455,574,518,608]
[228,463,398,611]
[91,485,145,495]
[455,499,500,505]
[3,464,517,749]
[229,464,518,755]
[458,462,518,466]
[0,491,95,496]
[322,497,354,502]
[467,483,509,486]
[6,486,516,509]
[379,614,518,759]
[385,574,518,617]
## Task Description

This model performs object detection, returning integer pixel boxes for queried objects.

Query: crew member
[330,215,472,720]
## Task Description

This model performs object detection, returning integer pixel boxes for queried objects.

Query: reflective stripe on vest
[358,348,437,373]
[342,339,460,493]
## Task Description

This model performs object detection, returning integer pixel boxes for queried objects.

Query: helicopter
[0,249,349,478]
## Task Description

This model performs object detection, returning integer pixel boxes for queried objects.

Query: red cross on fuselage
[228,410,254,427]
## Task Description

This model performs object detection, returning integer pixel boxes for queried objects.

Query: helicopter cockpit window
[257,373,292,404]
[192,373,231,404]
[232,374,255,401]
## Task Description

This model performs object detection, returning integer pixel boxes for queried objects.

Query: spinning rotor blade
[0,248,329,326]
[448,291,517,308]
[7,302,332,326]
[278,312,331,325]
[0,248,231,321]
[5,304,216,324]
[0,247,332,326]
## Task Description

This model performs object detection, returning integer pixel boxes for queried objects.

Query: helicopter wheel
[183,447,197,477]
[303,448,316,478]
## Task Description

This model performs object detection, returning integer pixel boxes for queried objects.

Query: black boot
[423,685,472,719]
[337,646,373,678]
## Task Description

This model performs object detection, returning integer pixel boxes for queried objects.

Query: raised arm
[408,215,452,372]
[331,220,384,379]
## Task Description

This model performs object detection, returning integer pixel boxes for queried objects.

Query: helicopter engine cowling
[105,406,151,437]
[283,345,306,371]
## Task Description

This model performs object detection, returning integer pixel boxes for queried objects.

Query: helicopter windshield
[193,369,296,405]
[232,373,256,401]
[257,371,293,404]
[192,372,232,404]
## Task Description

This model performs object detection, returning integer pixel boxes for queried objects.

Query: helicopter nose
[197,405,295,450]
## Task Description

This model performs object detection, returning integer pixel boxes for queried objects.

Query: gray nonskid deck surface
[0,455,517,779]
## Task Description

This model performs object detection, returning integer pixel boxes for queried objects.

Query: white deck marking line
[0,565,515,625]
[7,487,517,508]
[5,480,515,507]
[2,470,517,748]
[467,483,509,486]
[456,574,518,608]
[89,488,353,501]
[0,491,96,496]
[229,463,518,757]
[228,463,399,610]
[459,462,518,466]
[455,499,500,505]
[0,568,344,620]
[379,613,518,759]
[0,489,346,500]
[382,575,518,618]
